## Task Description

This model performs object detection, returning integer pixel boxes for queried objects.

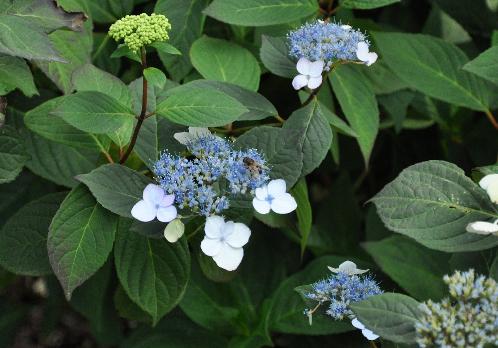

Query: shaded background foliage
[0,0,497,347]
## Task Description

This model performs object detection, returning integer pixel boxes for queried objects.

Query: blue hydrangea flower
[305,269,383,320]
[153,128,270,217]
[288,21,370,68]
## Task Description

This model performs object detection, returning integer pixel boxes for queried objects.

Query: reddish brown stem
[119,47,148,164]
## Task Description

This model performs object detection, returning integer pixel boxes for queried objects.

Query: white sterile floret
[356,42,378,66]
[252,179,297,215]
[131,184,177,222]
[466,219,498,236]
[292,58,324,90]
[351,318,380,341]
[200,216,251,271]
[328,260,369,275]
[173,127,212,145]
[479,173,498,204]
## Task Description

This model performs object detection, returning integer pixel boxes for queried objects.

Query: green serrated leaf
[363,235,449,300]
[373,32,498,112]
[166,80,277,121]
[463,46,498,87]
[190,36,260,91]
[0,192,66,276]
[154,0,208,81]
[283,100,333,176]
[114,218,190,325]
[331,65,379,166]
[151,41,181,56]
[0,55,37,97]
[342,0,400,9]
[143,67,167,89]
[371,160,498,252]
[72,63,133,107]
[24,97,100,150]
[0,125,28,184]
[351,293,422,344]
[77,163,152,218]
[48,185,118,299]
[51,91,135,134]
[36,28,92,94]
[260,35,296,78]
[291,178,312,256]
[204,0,318,27]
[156,87,248,127]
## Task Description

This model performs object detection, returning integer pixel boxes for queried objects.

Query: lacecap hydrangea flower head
[416,269,498,348]
[287,20,377,90]
[108,13,171,53]
[131,127,297,271]
[303,261,382,341]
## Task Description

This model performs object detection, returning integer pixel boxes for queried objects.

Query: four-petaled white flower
[351,318,379,341]
[131,184,177,223]
[328,260,369,275]
[252,179,297,215]
[292,58,324,90]
[356,42,378,66]
[466,219,498,236]
[174,127,212,145]
[479,173,498,204]
[200,216,251,271]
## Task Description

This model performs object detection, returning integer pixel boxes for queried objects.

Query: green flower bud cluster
[109,13,171,53]
[415,269,498,348]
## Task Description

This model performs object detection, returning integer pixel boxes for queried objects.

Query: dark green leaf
[77,164,152,218]
[342,0,400,9]
[36,28,92,94]
[24,97,100,150]
[292,178,312,256]
[204,0,318,26]
[166,80,277,121]
[331,65,379,165]
[51,91,135,134]
[143,67,167,89]
[363,235,449,300]
[151,41,182,56]
[371,160,498,252]
[0,55,37,97]
[48,185,118,299]
[0,192,66,276]
[0,125,28,184]
[373,32,498,112]
[283,100,333,176]
[190,36,260,91]
[154,0,208,80]
[463,46,498,86]
[156,87,248,127]
[72,63,133,107]
[260,36,295,78]
[114,219,190,325]
[0,15,63,61]
[351,293,422,344]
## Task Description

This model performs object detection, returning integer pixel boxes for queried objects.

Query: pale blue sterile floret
[305,272,383,320]
[153,133,269,217]
[415,269,498,348]
[287,20,369,69]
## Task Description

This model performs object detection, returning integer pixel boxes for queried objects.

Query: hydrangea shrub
[0,0,496,346]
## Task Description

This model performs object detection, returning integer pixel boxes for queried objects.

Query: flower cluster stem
[119,47,148,164]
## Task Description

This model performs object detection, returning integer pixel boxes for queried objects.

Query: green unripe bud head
[108,13,171,53]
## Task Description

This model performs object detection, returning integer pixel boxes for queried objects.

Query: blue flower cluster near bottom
[153,133,269,217]
[305,272,382,320]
